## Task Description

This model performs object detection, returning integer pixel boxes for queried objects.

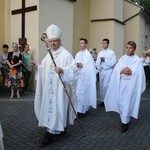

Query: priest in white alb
[104,41,146,132]
[31,24,77,147]
[96,38,116,106]
[75,38,97,118]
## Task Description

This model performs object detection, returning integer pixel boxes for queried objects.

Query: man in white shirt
[96,38,116,106]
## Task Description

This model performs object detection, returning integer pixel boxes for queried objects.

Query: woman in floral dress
[6,42,24,98]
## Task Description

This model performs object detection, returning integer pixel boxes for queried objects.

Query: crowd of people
[0,43,32,98]
[0,24,148,148]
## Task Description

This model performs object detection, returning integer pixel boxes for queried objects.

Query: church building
[0,0,150,89]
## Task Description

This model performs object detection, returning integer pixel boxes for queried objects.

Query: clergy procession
[1,0,150,149]
[0,19,149,148]
[0,22,149,149]
[24,24,146,148]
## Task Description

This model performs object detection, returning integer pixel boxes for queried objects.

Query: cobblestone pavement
[0,84,150,150]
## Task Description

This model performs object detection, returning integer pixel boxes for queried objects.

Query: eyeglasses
[49,39,60,43]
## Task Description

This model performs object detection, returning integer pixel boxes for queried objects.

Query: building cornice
[91,18,125,25]
[67,0,77,2]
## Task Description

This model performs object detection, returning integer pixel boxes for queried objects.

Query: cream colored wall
[10,0,21,44]
[10,0,39,57]
[90,0,123,21]
[39,0,74,62]
[25,0,39,63]
[114,0,123,21]
[90,0,114,19]
[124,16,145,56]
[90,0,124,59]
[113,22,124,58]
[0,0,5,49]
[90,22,114,52]
[138,14,146,56]
[4,0,11,47]
[124,17,139,51]
[123,1,145,56]
[73,0,90,56]
[0,0,16,49]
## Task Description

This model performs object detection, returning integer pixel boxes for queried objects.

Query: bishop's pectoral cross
[11,0,37,48]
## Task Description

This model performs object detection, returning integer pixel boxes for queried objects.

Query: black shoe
[60,128,66,135]
[39,132,54,147]
[77,112,86,118]
[98,102,104,107]
[121,123,129,133]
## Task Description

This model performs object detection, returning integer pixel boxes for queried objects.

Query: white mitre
[46,24,62,39]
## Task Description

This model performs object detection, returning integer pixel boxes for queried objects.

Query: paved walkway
[0,84,150,150]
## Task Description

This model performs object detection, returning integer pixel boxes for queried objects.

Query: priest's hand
[121,67,132,75]
[100,57,105,62]
[55,67,64,74]
[77,62,83,68]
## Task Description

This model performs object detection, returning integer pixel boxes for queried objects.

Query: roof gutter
[67,0,77,2]
[123,8,144,23]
